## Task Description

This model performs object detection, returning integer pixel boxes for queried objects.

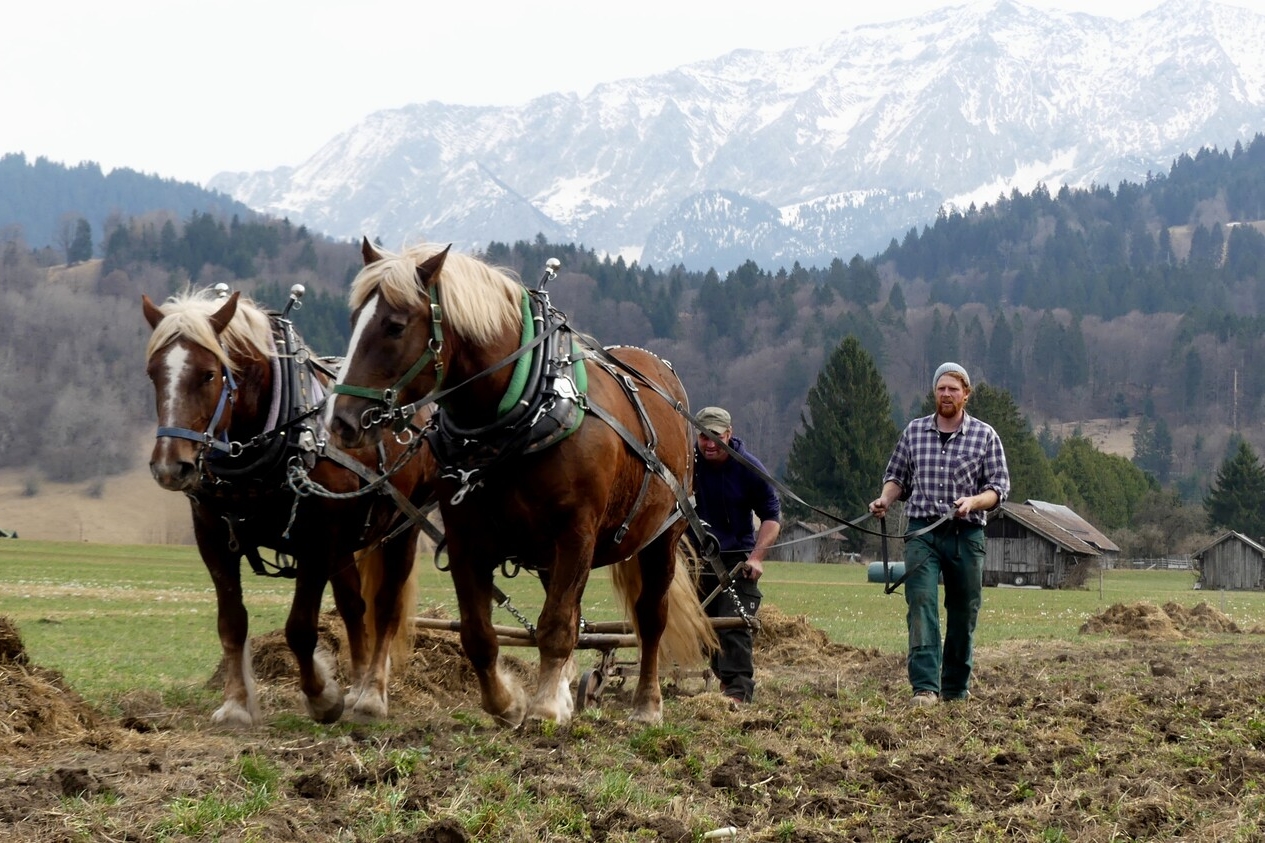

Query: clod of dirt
[411,818,471,842]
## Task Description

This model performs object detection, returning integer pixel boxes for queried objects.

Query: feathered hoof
[211,700,259,728]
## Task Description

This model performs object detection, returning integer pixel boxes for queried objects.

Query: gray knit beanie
[933,362,970,391]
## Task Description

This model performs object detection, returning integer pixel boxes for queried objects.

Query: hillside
[0,442,193,545]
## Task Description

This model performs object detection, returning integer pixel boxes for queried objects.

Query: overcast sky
[3,0,1260,185]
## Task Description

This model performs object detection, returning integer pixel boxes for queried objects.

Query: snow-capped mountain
[210,0,1265,271]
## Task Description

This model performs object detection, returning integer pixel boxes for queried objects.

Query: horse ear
[209,291,240,336]
[141,294,165,329]
[362,237,383,266]
[416,245,452,286]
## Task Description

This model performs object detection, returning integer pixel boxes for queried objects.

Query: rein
[334,261,952,596]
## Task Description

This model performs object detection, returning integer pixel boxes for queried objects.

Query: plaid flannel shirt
[882,412,1010,525]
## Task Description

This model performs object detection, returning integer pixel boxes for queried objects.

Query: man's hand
[743,558,764,581]
[870,481,902,519]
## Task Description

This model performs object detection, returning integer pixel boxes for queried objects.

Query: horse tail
[664,540,719,666]
[358,541,420,668]
[610,540,718,669]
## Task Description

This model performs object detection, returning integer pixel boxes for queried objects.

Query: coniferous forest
[6,134,1265,554]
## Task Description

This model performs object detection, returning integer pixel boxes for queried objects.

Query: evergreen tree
[784,336,898,549]
[1204,440,1265,538]
[1133,417,1174,485]
[67,218,93,264]
[1052,436,1155,529]
[986,308,1014,389]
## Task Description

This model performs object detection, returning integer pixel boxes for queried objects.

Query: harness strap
[312,443,444,547]
[582,396,714,570]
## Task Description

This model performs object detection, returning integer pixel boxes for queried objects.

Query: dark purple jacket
[693,436,781,553]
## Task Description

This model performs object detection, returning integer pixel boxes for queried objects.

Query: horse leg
[194,519,259,727]
[347,531,419,721]
[287,566,343,724]
[526,536,593,725]
[628,537,674,724]
[451,556,526,727]
[330,550,369,691]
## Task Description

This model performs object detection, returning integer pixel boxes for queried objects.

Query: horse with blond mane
[325,240,717,726]
[143,287,435,726]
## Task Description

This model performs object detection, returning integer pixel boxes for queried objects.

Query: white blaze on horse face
[326,295,380,429]
[158,344,192,427]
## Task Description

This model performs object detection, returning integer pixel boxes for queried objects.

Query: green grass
[3,539,1264,706]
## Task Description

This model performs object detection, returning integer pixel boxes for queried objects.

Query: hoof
[305,684,345,724]
[628,704,664,725]
[211,700,258,728]
[347,689,389,722]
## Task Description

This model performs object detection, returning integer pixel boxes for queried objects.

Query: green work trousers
[903,519,985,700]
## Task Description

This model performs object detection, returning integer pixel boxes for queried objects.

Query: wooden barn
[774,521,852,563]
[1193,532,1265,590]
[983,500,1119,588]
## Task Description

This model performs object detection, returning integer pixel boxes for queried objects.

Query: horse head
[142,289,265,492]
[326,239,455,449]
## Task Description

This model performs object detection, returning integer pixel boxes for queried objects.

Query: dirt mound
[1161,600,1241,633]
[755,605,884,671]
[0,617,101,745]
[1080,601,1241,639]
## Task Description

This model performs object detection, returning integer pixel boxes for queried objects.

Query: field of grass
[7,539,1265,842]
[2,539,1263,704]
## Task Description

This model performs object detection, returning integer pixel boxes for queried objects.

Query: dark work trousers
[903,518,985,700]
[697,550,762,703]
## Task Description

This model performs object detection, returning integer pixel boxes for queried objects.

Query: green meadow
[1,539,1260,704]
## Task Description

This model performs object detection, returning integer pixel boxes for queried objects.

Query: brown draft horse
[142,288,434,726]
[325,241,716,727]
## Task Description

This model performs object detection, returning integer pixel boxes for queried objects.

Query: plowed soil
[3,603,1265,842]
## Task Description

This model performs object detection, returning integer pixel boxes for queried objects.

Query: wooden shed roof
[993,500,1117,556]
[1193,530,1265,558]
[1024,500,1120,553]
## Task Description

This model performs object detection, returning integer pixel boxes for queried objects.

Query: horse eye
[202,370,217,385]
[384,318,407,340]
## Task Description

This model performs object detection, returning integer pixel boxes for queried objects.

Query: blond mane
[145,288,274,374]
[348,243,522,345]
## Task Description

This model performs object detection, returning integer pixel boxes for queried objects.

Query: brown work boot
[910,691,939,708]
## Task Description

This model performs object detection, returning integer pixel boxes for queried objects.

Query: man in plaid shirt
[869,362,1010,707]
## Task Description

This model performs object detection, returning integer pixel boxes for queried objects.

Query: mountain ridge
[212,0,1265,269]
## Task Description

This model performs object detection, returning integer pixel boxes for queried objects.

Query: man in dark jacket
[693,406,781,705]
